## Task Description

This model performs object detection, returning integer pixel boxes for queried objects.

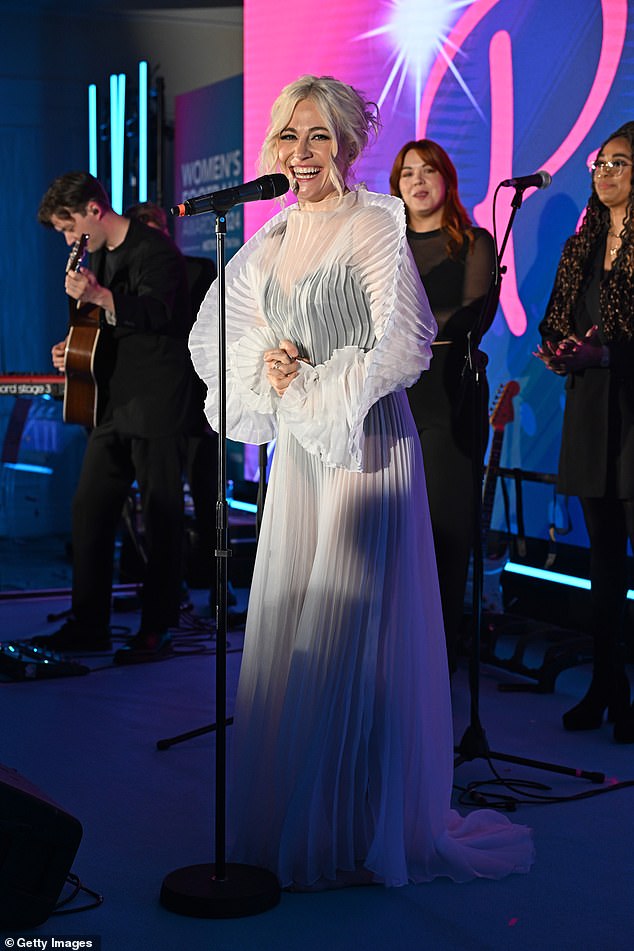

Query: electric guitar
[482,381,520,541]
[481,380,520,611]
[63,234,104,428]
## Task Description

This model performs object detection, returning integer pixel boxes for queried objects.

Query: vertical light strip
[88,84,98,177]
[117,72,127,210]
[110,72,126,213]
[109,74,118,209]
[138,60,148,201]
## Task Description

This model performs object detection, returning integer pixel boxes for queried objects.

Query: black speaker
[0,763,83,928]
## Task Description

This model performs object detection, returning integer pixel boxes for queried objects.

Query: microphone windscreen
[538,171,552,189]
[260,174,290,200]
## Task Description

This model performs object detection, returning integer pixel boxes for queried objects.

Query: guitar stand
[482,612,594,694]
[455,183,605,789]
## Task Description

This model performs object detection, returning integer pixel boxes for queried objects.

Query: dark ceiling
[0,1,242,11]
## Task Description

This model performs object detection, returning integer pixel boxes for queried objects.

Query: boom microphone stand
[160,182,287,918]
[454,181,604,786]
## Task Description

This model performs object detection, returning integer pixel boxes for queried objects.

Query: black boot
[613,702,634,743]
[563,669,630,731]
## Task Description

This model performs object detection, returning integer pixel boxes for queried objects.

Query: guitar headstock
[65,233,89,274]
[489,380,520,432]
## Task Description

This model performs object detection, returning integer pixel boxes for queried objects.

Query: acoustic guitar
[63,234,104,428]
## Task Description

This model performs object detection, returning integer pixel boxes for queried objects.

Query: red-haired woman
[390,140,495,673]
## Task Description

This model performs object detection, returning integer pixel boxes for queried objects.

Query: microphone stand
[154,445,267,751]
[160,211,280,917]
[454,184,605,785]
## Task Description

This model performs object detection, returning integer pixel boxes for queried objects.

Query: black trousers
[71,421,187,633]
[580,496,634,671]
[185,427,218,586]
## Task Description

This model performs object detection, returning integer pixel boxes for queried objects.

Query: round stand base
[160,863,281,919]
[456,721,490,761]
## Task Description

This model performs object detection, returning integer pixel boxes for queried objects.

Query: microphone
[500,171,552,190]
[171,173,290,217]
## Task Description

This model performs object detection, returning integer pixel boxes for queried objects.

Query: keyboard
[0,374,65,397]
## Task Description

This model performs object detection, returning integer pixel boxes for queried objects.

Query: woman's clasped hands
[264,338,307,396]
[534,325,606,374]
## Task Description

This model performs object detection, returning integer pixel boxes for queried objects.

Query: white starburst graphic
[356,0,484,126]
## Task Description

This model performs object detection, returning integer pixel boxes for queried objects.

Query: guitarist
[33,171,200,663]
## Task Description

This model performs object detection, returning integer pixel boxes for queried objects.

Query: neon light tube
[138,61,148,201]
[227,498,258,514]
[504,561,634,601]
[3,463,54,475]
[88,84,98,177]
[110,72,126,213]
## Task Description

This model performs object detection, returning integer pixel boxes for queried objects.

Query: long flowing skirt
[227,391,533,887]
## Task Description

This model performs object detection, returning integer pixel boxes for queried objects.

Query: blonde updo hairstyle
[258,75,380,200]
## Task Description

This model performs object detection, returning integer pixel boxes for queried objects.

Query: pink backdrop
[243,0,633,545]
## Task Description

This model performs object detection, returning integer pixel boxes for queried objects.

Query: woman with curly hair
[389,140,496,672]
[537,121,634,743]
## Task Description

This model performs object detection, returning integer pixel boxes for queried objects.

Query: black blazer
[540,238,634,498]
[90,218,200,438]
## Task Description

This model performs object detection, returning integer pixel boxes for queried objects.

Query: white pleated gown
[189,188,533,888]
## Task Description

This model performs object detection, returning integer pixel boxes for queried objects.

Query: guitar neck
[68,294,78,328]
[63,234,104,428]
[482,430,504,539]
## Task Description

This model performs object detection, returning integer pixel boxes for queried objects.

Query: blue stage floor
[0,575,633,950]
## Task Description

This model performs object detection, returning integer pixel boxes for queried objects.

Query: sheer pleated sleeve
[279,192,436,469]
